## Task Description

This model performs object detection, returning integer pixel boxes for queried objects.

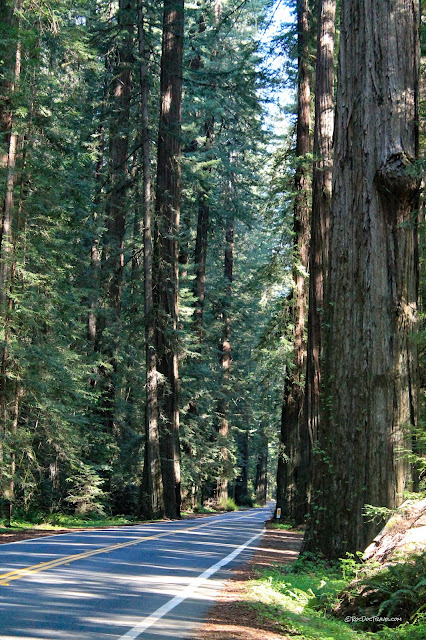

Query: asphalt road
[0,505,273,640]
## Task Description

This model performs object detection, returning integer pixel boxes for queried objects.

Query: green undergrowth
[219,497,239,511]
[182,499,241,516]
[182,505,217,515]
[0,513,140,531]
[245,552,426,640]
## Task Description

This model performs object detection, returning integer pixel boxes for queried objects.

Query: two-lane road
[0,505,272,639]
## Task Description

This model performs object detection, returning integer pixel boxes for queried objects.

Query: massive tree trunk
[216,215,234,505]
[303,0,336,505]
[303,0,420,558]
[275,0,311,524]
[138,0,164,520]
[155,0,184,520]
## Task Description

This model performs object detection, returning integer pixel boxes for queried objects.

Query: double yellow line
[0,531,170,586]
[0,511,258,586]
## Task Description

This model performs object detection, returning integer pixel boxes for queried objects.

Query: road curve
[0,505,272,640]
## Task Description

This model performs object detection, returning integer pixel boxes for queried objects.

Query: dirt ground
[193,525,303,640]
[0,526,88,544]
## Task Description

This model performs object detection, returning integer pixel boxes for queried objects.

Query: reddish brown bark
[255,433,268,507]
[216,216,234,505]
[303,0,336,505]
[138,0,164,520]
[193,117,214,340]
[275,0,311,524]
[155,0,184,520]
[97,0,133,443]
[304,0,420,558]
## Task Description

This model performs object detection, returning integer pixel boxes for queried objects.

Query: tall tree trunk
[193,116,214,340]
[235,428,249,504]
[192,2,219,340]
[98,0,132,439]
[216,215,234,505]
[255,432,268,506]
[303,0,336,507]
[138,0,164,520]
[155,0,184,520]
[303,0,420,558]
[275,0,311,524]
[88,97,107,349]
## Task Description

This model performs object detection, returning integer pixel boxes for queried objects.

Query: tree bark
[191,3,218,341]
[275,0,311,524]
[216,215,234,505]
[155,0,184,520]
[193,117,214,340]
[138,0,164,520]
[303,0,336,507]
[88,99,107,349]
[255,432,268,506]
[303,0,420,558]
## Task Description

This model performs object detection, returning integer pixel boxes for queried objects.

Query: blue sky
[259,0,295,137]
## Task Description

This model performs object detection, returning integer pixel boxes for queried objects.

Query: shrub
[219,497,238,511]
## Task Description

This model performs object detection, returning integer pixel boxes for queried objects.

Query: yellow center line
[0,511,260,586]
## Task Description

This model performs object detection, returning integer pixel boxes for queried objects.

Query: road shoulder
[193,524,303,640]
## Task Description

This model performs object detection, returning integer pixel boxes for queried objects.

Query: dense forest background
[0,0,424,560]
[0,0,286,521]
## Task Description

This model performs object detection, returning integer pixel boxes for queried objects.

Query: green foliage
[372,617,426,640]
[0,0,278,522]
[247,558,367,640]
[245,552,426,640]
[0,513,138,530]
[219,497,238,512]
[338,553,426,629]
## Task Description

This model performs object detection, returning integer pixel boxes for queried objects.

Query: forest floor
[193,523,303,640]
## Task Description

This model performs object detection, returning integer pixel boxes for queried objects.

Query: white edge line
[116,528,265,640]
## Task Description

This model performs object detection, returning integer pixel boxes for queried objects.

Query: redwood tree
[138,0,164,520]
[275,0,311,524]
[303,0,336,506]
[96,0,133,448]
[216,213,234,504]
[304,0,420,558]
[155,0,185,519]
